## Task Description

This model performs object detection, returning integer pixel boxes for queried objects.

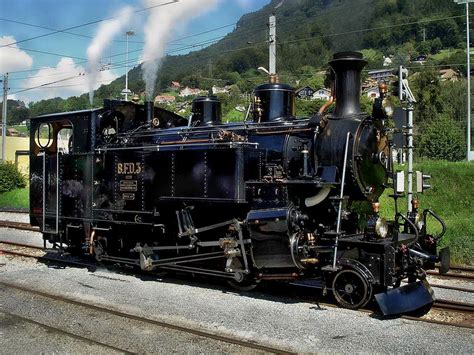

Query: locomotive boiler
[29,52,449,315]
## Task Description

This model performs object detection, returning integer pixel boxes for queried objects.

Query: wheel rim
[332,269,372,309]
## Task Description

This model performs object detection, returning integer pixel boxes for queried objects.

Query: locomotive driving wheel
[332,269,373,309]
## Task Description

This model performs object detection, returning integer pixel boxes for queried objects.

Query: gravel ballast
[0,248,473,353]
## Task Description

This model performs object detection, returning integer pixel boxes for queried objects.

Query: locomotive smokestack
[145,101,154,127]
[329,51,367,118]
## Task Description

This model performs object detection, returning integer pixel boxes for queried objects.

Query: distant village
[5,61,462,137]
[153,64,460,105]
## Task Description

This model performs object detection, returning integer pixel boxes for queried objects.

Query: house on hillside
[296,86,316,100]
[313,88,331,101]
[412,55,427,65]
[439,69,460,82]
[179,87,205,97]
[7,128,20,137]
[383,55,393,67]
[364,87,380,100]
[154,95,176,104]
[170,81,181,90]
[212,85,230,95]
[368,68,394,82]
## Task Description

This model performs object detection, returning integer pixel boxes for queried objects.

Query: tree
[418,114,465,161]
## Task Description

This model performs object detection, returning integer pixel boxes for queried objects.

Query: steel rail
[401,279,474,294]
[0,241,43,249]
[427,270,474,281]
[433,299,474,313]
[0,220,39,232]
[0,309,134,353]
[1,246,473,330]
[0,280,294,355]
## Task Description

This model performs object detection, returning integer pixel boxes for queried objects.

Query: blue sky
[0,0,270,102]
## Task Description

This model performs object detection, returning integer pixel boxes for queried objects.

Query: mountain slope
[6,0,466,118]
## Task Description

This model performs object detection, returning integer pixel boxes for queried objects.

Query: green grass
[0,188,29,209]
[380,160,474,265]
[430,49,457,61]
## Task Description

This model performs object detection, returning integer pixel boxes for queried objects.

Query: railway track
[1,240,472,330]
[0,309,133,354]
[0,279,294,354]
[0,220,39,232]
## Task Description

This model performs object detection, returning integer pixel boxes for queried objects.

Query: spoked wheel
[332,269,373,309]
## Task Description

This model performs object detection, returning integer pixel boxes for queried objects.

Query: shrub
[418,114,465,161]
[0,161,26,192]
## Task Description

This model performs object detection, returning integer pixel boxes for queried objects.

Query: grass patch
[380,160,474,265]
[0,188,29,209]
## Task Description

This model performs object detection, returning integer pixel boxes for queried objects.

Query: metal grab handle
[423,209,446,241]
[397,212,419,242]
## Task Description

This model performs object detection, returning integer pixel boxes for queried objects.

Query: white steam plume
[87,6,133,104]
[142,0,218,99]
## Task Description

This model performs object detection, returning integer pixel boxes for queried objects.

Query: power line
[0,0,178,49]
[276,15,466,47]
[0,17,145,44]
[10,74,84,95]
[7,10,467,95]
[2,0,372,74]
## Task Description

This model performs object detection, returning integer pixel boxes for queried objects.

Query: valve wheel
[332,269,373,309]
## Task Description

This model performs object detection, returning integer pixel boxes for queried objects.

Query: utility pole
[397,66,417,212]
[1,73,8,162]
[454,0,473,160]
[268,15,276,75]
[122,30,135,101]
[421,28,426,42]
[466,1,472,160]
[208,59,213,77]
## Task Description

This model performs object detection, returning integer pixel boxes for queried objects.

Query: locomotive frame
[29,52,449,315]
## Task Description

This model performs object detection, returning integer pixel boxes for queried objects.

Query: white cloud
[16,57,118,103]
[0,36,34,73]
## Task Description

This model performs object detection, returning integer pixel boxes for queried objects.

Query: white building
[313,88,331,101]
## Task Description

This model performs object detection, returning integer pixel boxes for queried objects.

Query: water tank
[253,83,295,122]
[190,96,222,126]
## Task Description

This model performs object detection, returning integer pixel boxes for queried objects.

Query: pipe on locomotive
[145,101,154,127]
[329,51,367,118]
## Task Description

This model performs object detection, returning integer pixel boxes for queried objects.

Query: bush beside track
[380,160,474,265]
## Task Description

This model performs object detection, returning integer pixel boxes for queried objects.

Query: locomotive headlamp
[375,217,389,238]
[382,98,393,118]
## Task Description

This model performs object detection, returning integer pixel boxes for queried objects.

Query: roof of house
[440,68,459,79]
[296,86,315,93]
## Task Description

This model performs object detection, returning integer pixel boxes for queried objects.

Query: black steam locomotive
[29,52,449,315]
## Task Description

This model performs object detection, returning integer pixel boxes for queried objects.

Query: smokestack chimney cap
[331,51,367,63]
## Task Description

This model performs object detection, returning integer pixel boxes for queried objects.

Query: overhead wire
[0,0,177,48]
[3,0,374,75]
[7,5,467,95]
[0,17,145,44]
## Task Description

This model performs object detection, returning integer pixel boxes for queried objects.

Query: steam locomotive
[29,52,449,315]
